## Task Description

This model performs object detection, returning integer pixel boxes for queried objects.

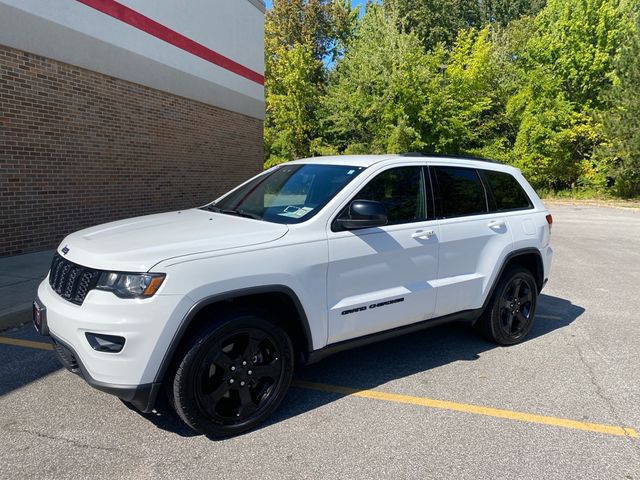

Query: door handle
[488,220,506,230]
[412,230,435,240]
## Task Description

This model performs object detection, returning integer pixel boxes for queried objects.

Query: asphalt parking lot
[1,204,639,479]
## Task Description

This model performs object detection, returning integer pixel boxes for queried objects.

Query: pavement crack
[4,422,121,453]
[569,337,640,449]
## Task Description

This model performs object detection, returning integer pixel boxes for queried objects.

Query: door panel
[433,215,512,316]
[430,165,514,317]
[327,222,440,343]
[326,165,439,344]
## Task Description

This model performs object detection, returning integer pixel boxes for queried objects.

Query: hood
[57,209,289,272]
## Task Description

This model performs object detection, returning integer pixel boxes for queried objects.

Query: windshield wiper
[202,204,261,220]
[203,204,221,212]
[221,209,262,220]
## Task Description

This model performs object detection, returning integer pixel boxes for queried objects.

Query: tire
[475,266,538,345]
[167,309,294,438]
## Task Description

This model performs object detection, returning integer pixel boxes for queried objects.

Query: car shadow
[135,293,584,438]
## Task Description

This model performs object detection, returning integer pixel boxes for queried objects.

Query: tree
[426,27,498,153]
[321,4,499,155]
[505,0,634,189]
[507,69,601,189]
[320,4,441,154]
[597,7,640,196]
[264,0,357,166]
[524,0,631,109]
[265,44,319,166]
[385,0,545,50]
[265,0,355,65]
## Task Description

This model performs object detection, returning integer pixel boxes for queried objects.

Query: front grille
[53,339,81,374]
[48,254,101,305]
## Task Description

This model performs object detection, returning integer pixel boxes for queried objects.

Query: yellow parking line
[0,336,54,351]
[293,380,638,439]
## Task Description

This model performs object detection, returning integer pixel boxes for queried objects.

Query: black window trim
[330,165,435,232]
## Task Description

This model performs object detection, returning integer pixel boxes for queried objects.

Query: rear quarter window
[480,170,533,211]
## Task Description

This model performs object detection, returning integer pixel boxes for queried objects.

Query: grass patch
[539,189,640,209]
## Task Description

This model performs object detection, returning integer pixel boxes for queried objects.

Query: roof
[289,154,517,172]
[288,155,395,168]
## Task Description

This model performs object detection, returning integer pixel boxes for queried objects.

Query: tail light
[546,214,553,231]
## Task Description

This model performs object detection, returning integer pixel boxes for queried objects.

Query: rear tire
[167,310,294,438]
[475,266,538,345]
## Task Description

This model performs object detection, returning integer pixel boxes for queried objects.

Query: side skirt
[304,308,482,365]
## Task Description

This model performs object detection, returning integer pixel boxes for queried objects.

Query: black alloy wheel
[168,312,294,438]
[476,266,538,345]
[498,276,534,339]
[195,327,284,423]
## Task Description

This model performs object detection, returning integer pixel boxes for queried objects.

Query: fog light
[85,333,125,353]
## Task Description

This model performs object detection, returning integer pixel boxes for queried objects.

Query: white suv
[34,154,553,437]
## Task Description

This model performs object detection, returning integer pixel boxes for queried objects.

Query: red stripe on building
[76,0,264,85]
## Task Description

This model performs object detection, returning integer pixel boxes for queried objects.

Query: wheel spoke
[201,381,231,408]
[519,290,533,305]
[251,359,281,381]
[212,351,234,370]
[244,331,267,358]
[505,312,515,333]
[238,387,257,417]
[512,278,523,298]
[516,311,528,327]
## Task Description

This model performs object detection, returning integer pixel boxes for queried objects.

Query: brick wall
[0,44,264,257]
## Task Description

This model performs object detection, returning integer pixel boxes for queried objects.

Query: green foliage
[265,44,319,161]
[265,0,357,64]
[385,0,545,49]
[597,7,640,197]
[320,5,438,154]
[525,0,630,109]
[321,5,499,155]
[263,0,640,197]
[506,68,602,189]
[506,0,634,190]
[264,0,356,164]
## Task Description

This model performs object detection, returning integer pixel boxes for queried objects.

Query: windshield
[203,164,365,224]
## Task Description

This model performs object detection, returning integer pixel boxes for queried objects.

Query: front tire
[476,266,538,345]
[167,311,294,438]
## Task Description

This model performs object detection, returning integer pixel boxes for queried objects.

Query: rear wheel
[476,266,538,345]
[167,311,294,438]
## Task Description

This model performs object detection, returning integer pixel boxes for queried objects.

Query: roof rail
[399,152,500,164]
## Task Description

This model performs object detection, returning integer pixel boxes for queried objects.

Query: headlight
[96,272,165,298]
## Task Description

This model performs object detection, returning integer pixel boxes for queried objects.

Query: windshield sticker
[347,169,355,175]
[278,206,314,219]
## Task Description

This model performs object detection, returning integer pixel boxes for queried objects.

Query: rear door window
[432,166,488,218]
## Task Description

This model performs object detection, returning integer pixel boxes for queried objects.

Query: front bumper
[50,333,161,412]
[36,278,194,410]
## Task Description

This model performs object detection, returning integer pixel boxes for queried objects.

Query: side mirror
[336,200,388,230]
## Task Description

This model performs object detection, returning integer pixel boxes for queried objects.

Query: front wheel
[475,267,538,345]
[167,311,294,438]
